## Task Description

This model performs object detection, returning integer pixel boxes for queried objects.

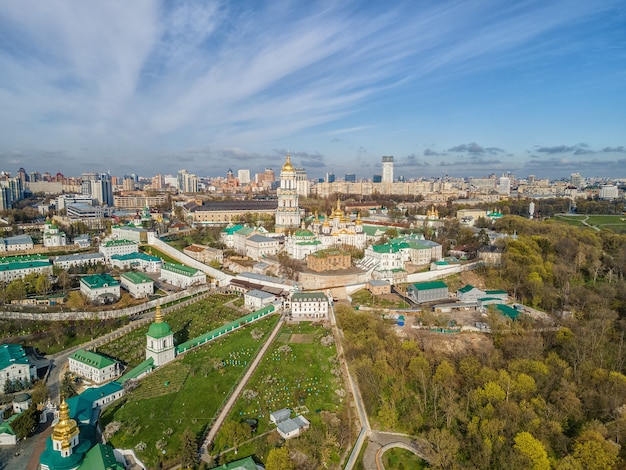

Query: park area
[96,293,242,367]
[552,214,626,233]
[350,288,410,309]
[100,314,279,468]
[211,321,355,468]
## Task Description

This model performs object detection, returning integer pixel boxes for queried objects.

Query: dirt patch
[277,333,291,343]
[459,270,486,289]
[290,334,314,344]
[412,330,494,358]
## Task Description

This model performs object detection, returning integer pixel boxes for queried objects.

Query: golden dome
[52,398,79,450]
[333,199,344,217]
[282,152,295,172]
[355,212,363,225]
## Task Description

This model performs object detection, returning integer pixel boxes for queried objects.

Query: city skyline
[1,1,625,180]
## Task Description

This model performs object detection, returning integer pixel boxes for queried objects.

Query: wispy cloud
[0,0,623,177]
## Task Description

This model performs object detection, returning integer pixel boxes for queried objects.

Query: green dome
[147,321,172,339]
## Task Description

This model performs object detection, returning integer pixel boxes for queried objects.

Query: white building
[244,289,276,310]
[0,344,37,392]
[79,274,121,303]
[0,234,34,252]
[246,234,280,261]
[43,220,67,247]
[288,292,329,321]
[160,262,206,288]
[53,253,105,270]
[110,225,152,243]
[99,239,139,263]
[238,169,251,185]
[599,184,619,200]
[120,272,154,299]
[0,255,52,282]
[110,252,162,272]
[68,349,121,384]
[284,202,367,260]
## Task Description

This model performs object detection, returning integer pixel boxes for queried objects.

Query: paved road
[364,431,434,470]
[201,315,284,462]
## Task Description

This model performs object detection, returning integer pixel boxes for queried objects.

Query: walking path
[200,316,285,462]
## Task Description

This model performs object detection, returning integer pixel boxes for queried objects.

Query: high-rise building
[498,175,511,195]
[152,174,164,189]
[275,153,301,232]
[373,174,382,183]
[29,171,41,182]
[0,186,11,210]
[177,169,199,193]
[570,172,583,189]
[345,173,356,183]
[238,169,251,185]
[326,172,335,183]
[382,156,394,183]
[599,185,619,200]
[295,168,310,197]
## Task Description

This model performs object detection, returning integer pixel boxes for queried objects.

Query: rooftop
[162,262,201,277]
[291,292,328,302]
[0,344,31,370]
[121,271,154,284]
[411,280,448,291]
[69,349,117,369]
[80,274,120,289]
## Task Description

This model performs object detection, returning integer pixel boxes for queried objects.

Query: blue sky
[0,0,625,180]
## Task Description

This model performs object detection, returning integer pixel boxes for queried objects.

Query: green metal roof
[221,224,244,235]
[495,304,520,320]
[0,343,31,370]
[103,239,137,247]
[486,289,507,295]
[70,349,116,369]
[0,260,51,272]
[147,319,173,339]
[0,413,20,436]
[0,254,48,264]
[458,285,475,293]
[215,456,258,470]
[81,443,125,470]
[291,292,328,301]
[411,280,448,291]
[111,252,160,262]
[162,262,201,277]
[117,358,154,384]
[121,271,153,284]
[80,274,120,289]
[294,229,315,237]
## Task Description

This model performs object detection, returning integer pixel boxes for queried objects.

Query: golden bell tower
[51,398,80,457]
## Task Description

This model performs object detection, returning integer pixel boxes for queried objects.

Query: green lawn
[140,245,182,264]
[213,321,353,468]
[100,314,279,468]
[97,293,241,367]
[552,214,626,232]
[383,447,428,469]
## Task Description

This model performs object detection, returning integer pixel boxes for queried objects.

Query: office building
[382,156,394,183]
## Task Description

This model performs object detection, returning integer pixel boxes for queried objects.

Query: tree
[11,407,39,439]
[61,371,77,398]
[179,428,197,469]
[220,421,251,454]
[571,430,620,470]
[5,279,26,302]
[56,270,72,293]
[36,274,52,296]
[513,431,550,470]
[266,447,294,470]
